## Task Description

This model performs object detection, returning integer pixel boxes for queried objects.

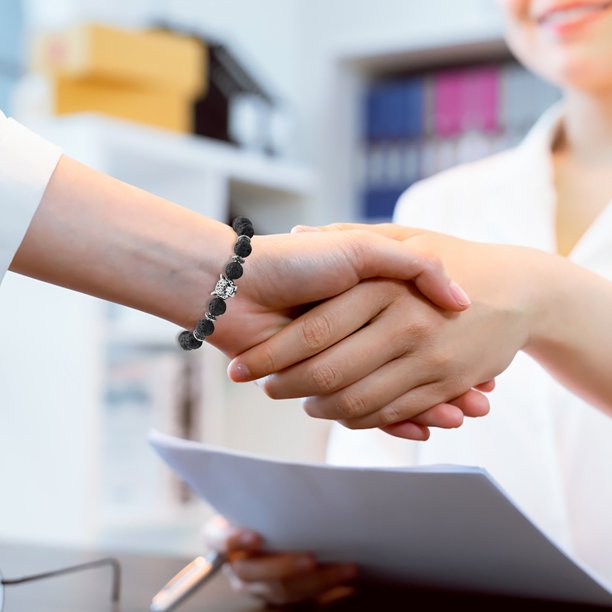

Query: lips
[536,1,612,29]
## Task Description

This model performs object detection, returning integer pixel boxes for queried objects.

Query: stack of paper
[149,430,612,607]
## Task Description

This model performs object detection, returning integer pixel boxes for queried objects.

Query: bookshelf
[0,113,315,555]
[327,35,560,223]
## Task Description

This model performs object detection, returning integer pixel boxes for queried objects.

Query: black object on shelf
[194,42,273,144]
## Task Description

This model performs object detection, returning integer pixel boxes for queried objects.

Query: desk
[0,542,609,612]
[0,542,257,612]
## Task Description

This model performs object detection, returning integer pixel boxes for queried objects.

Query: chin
[513,37,612,95]
[548,48,612,94]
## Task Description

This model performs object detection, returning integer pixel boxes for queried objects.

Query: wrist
[159,214,236,330]
[520,248,566,357]
[178,217,254,350]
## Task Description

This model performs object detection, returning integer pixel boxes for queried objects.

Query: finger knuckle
[300,313,334,351]
[335,390,368,420]
[393,320,431,355]
[378,404,404,426]
[258,345,278,377]
[309,363,341,394]
[422,252,443,274]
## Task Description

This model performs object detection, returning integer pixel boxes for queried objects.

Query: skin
[211,0,612,604]
[11,155,473,359]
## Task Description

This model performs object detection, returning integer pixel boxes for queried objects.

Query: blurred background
[0,0,559,557]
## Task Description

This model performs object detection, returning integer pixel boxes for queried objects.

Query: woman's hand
[205,228,491,440]
[228,226,539,434]
[202,515,358,606]
[206,228,471,359]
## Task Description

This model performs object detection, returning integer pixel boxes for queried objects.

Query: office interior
[0,0,560,559]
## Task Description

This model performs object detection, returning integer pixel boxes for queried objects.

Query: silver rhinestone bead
[193,329,205,342]
[212,274,237,299]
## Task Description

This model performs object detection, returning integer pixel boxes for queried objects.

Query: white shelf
[30,112,316,198]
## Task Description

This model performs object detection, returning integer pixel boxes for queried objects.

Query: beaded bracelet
[178,216,254,351]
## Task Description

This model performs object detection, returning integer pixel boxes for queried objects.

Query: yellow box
[34,23,207,98]
[53,76,193,133]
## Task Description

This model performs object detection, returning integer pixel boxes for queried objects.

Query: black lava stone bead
[225,261,243,280]
[208,297,227,316]
[196,318,215,338]
[178,330,203,350]
[234,235,252,258]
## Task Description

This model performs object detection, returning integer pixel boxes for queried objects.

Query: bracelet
[178,216,254,351]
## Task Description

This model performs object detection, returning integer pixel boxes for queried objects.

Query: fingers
[228,279,392,383]
[204,516,359,606]
[380,421,431,440]
[226,559,358,606]
[231,553,316,581]
[263,303,418,401]
[411,403,465,428]
[202,515,262,555]
[299,351,435,422]
[380,388,491,440]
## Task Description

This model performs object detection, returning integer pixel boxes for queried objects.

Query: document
[149,430,612,606]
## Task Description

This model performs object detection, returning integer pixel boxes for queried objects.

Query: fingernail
[228,361,250,382]
[449,281,471,307]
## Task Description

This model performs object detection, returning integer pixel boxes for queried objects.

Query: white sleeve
[0,109,63,284]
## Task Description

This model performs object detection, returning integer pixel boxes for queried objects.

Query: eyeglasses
[0,557,121,610]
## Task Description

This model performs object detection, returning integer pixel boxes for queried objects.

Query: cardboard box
[53,76,193,133]
[34,23,207,98]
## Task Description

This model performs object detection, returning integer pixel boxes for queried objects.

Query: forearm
[10,155,234,330]
[525,250,612,414]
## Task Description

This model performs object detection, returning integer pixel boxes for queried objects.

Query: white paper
[149,430,612,606]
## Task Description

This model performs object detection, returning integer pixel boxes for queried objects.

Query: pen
[150,551,226,611]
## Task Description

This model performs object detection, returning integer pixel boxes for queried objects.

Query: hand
[207,228,471,360]
[228,225,536,434]
[202,515,358,606]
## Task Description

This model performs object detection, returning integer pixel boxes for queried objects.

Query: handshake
[212,222,531,440]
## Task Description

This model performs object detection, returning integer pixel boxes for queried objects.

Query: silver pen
[150,551,226,611]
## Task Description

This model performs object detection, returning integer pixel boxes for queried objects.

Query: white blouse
[327,104,612,584]
[0,110,62,283]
